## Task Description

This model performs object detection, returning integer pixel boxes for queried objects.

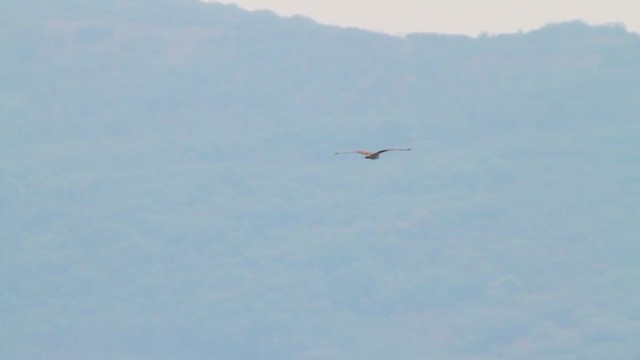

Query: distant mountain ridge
[4,0,639,134]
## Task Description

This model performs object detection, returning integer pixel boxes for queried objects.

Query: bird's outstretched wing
[334,150,372,156]
[373,148,412,155]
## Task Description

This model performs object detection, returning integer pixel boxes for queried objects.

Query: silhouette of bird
[334,148,412,159]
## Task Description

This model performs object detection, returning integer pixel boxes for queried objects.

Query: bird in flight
[334,148,412,160]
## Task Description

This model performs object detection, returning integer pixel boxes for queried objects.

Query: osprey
[334,148,412,160]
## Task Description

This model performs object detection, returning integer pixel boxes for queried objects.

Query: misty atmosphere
[2,0,640,358]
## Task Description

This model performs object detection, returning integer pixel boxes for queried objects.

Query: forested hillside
[2,1,639,359]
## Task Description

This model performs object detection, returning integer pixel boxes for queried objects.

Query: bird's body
[334,148,412,159]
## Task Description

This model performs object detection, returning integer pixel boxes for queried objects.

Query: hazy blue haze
[2,0,639,358]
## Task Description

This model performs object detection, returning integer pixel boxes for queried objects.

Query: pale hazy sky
[211,0,640,36]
